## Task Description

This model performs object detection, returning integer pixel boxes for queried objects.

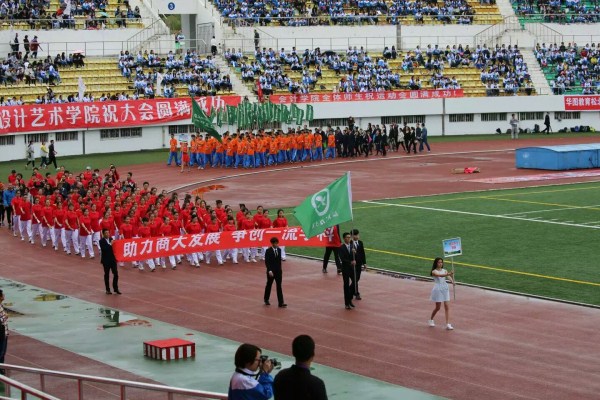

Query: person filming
[228,343,274,400]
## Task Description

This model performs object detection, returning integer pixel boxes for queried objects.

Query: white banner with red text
[269,89,464,104]
[564,95,600,111]
[113,226,341,262]
[0,96,242,135]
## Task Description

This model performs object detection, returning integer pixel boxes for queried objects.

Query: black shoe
[278,303,287,308]
[355,295,362,300]
[264,300,270,306]
[337,269,342,275]
[349,302,355,308]
[105,290,112,295]
[345,305,352,310]
[114,290,122,295]
[322,268,328,273]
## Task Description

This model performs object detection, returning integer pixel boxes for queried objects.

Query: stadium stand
[0,0,144,30]
[0,48,236,105]
[213,0,503,26]
[224,44,534,97]
[535,42,600,95]
[512,0,600,23]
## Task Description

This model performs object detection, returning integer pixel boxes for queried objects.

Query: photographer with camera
[228,343,275,400]
[274,335,328,400]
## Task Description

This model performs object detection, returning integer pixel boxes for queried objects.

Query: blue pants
[314,147,323,161]
[419,139,431,152]
[268,154,277,165]
[226,155,234,167]
[167,151,180,166]
[290,148,297,162]
[325,147,335,159]
[235,154,244,168]
[243,154,253,168]
[214,152,224,167]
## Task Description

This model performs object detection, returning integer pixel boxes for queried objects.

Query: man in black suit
[99,229,120,295]
[273,335,328,400]
[338,232,356,309]
[264,237,286,307]
[350,229,367,301]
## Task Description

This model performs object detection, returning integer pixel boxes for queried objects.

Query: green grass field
[286,182,600,306]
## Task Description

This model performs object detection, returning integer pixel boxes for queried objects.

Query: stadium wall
[0,95,597,162]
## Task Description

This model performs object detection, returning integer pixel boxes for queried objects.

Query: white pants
[223,248,238,263]
[31,223,41,239]
[79,235,94,258]
[241,247,257,261]
[144,259,156,270]
[19,219,32,242]
[204,250,223,264]
[92,231,101,250]
[63,229,80,253]
[52,227,62,249]
[12,215,20,235]
[160,256,176,267]
[40,225,52,246]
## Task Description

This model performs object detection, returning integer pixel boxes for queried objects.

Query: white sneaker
[428,320,435,327]
[446,324,454,330]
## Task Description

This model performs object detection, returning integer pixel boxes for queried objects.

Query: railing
[0,16,155,29]
[0,373,61,400]
[0,363,228,400]
[473,15,522,47]
[126,17,172,53]
[528,22,563,46]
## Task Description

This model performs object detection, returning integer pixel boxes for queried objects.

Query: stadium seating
[0,49,237,105]
[535,42,600,95]
[225,45,535,97]
[512,0,599,24]
[213,0,503,26]
[0,0,144,31]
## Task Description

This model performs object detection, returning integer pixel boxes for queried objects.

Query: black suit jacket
[338,242,354,269]
[264,246,282,273]
[274,364,328,400]
[352,239,366,266]
[99,237,117,267]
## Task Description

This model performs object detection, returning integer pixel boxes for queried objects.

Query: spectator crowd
[535,42,600,95]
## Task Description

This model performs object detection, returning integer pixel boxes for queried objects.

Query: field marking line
[483,197,600,212]
[503,203,600,216]
[486,184,600,198]
[365,248,600,287]
[362,200,600,230]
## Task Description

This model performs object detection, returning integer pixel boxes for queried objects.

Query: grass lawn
[286,181,600,306]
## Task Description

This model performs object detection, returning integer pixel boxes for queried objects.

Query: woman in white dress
[428,257,454,330]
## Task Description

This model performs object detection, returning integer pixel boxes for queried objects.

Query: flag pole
[348,171,358,297]
[452,257,456,301]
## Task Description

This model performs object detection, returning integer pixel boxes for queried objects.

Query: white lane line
[502,203,600,216]
[362,200,600,230]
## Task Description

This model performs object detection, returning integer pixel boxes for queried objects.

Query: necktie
[274,248,278,257]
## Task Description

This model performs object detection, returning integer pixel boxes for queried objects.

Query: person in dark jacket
[273,335,328,400]
[264,237,285,307]
[99,228,120,294]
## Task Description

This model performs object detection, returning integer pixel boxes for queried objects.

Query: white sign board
[442,237,462,258]
[152,0,198,14]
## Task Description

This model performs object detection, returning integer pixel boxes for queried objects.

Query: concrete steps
[214,55,257,102]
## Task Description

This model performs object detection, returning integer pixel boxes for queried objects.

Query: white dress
[430,269,450,302]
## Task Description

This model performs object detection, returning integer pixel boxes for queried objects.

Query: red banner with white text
[113,226,341,262]
[0,96,242,135]
[269,89,464,104]
[564,95,600,110]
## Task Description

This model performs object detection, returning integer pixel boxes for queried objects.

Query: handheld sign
[442,237,461,300]
[442,237,462,257]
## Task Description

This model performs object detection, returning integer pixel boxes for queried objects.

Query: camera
[259,355,281,369]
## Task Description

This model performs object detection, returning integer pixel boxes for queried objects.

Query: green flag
[191,97,222,142]
[293,172,353,238]
[227,105,237,125]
